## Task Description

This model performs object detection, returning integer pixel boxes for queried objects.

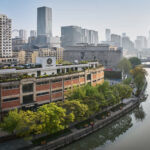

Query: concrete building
[105,29,111,41]
[37,6,52,38]
[0,60,104,116]
[147,31,150,48]
[25,50,39,64]
[12,37,28,51]
[0,14,12,58]
[64,44,123,69]
[61,26,99,47]
[13,50,26,64]
[54,47,64,61]
[135,36,147,50]
[39,48,56,57]
[19,29,27,42]
[122,36,134,50]
[30,30,36,37]
[50,36,61,48]
[39,47,64,62]
[111,34,121,47]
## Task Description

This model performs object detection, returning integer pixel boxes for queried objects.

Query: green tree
[118,58,132,78]
[37,103,69,135]
[129,57,141,68]
[123,77,132,85]
[0,110,37,137]
[58,100,89,122]
[112,84,132,100]
[0,109,21,134]
[130,66,147,95]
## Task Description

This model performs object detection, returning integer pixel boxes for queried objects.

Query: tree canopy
[129,57,141,68]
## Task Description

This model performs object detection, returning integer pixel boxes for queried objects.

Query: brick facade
[0,67,104,113]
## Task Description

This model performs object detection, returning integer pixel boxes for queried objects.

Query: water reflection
[60,68,150,150]
[60,97,148,150]
[60,114,133,150]
[133,106,146,121]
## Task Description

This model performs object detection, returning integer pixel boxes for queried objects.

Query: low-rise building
[64,44,123,69]
[0,59,104,118]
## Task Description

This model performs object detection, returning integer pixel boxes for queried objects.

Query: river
[60,68,150,150]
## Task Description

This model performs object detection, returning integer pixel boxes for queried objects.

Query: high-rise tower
[37,6,52,37]
[0,14,12,58]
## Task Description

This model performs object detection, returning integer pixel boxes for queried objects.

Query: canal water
[60,68,150,150]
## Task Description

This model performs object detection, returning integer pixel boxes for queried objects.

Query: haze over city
[1,0,150,40]
[0,1,150,150]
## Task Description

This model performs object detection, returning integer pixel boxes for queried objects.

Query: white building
[19,29,27,42]
[30,30,37,37]
[0,14,12,58]
[105,29,111,41]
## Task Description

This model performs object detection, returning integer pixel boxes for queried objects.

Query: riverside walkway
[0,98,139,150]
[32,99,139,150]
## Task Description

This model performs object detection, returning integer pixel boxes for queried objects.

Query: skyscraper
[30,30,36,37]
[135,36,147,50]
[37,6,52,37]
[61,26,98,47]
[105,29,111,41]
[19,29,27,42]
[111,34,121,47]
[0,14,12,58]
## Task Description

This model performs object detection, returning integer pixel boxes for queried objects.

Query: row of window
[52,89,62,93]
[52,79,62,83]
[37,92,49,96]
[3,97,18,102]
[3,85,19,90]
[37,81,49,85]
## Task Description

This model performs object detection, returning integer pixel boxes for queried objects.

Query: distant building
[135,36,147,50]
[147,31,150,48]
[30,30,36,37]
[39,47,64,62]
[19,29,27,42]
[61,26,99,47]
[28,36,37,46]
[105,29,111,41]
[13,50,26,64]
[39,48,56,57]
[12,37,27,51]
[37,6,52,38]
[0,14,12,58]
[122,36,134,50]
[111,34,121,47]
[0,14,18,64]
[64,44,123,69]
[25,50,39,64]
[50,36,61,48]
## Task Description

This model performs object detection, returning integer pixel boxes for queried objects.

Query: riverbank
[30,98,140,150]
[0,81,147,150]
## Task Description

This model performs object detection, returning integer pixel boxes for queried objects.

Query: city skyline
[1,0,150,41]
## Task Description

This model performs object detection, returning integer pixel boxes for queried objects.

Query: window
[52,79,62,83]
[87,74,91,80]
[22,83,33,93]
[52,89,62,93]
[73,76,79,79]
[3,97,18,102]
[80,75,85,78]
[64,78,71,81]
[37,92,49,96]
[3,85,19,90]
[23,94,34,104]
[37,81,49,85]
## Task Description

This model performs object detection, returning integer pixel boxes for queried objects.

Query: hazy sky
[1,0,150,41]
